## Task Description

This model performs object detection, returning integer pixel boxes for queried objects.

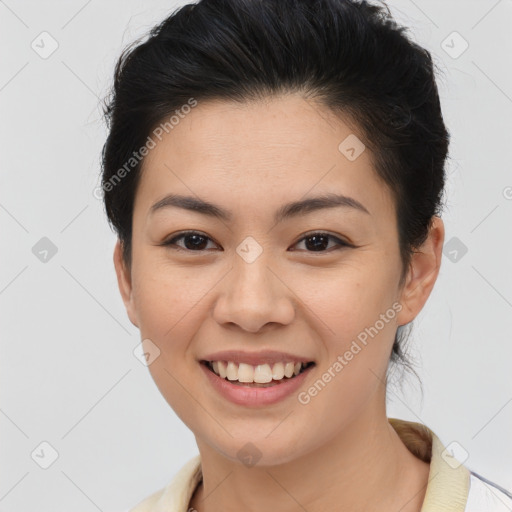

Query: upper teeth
[209,361,308,383]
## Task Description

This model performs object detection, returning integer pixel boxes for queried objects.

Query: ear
[113,239,139,328]
[396,216,445,326]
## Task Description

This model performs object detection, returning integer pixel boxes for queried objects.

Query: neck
[190,396,430,512]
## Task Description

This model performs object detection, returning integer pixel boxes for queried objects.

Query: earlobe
[396,216,445,326]
[113,239,139,328]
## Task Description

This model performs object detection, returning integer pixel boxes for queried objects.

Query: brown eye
[161,230,351,254]
[291,232,351,253]
[162,231,219,252]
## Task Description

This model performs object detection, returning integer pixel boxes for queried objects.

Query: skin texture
[113,94,444,512]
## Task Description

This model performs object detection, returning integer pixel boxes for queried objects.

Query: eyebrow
[149,192,370,223]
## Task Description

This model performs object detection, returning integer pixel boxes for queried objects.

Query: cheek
[291,261,399,386]
[291,258,399,336]
[132,260,209,339]
[130,265,211,425]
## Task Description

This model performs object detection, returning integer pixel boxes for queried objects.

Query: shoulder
[465,471,512,511]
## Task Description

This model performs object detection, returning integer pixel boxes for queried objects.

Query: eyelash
[161,230,352,254]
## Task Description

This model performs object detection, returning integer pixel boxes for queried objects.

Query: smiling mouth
[200,360,316,387]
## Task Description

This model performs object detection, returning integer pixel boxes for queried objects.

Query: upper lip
[200,350,315,366]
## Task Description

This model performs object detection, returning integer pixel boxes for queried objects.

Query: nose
[212,251,295,333]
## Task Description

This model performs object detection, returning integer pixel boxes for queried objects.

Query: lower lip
[200,362,314,407]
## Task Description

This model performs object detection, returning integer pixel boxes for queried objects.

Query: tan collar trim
[388,417,470,512]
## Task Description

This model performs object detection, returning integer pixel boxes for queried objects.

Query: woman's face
[114,94,442,466]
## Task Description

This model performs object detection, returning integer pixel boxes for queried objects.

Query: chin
[197,427,311,468]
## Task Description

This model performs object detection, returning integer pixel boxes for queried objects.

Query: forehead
[135,94,395,222]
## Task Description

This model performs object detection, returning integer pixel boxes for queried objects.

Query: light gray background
[1,1,511,511]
